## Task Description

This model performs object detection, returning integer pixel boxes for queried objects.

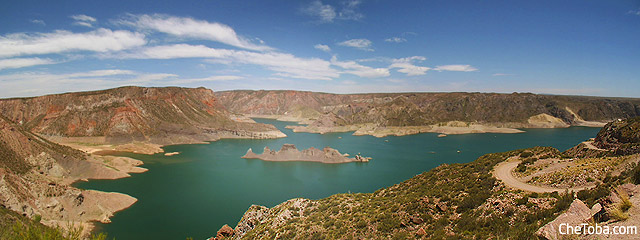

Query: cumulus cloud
[433,64,478,72]
[330,55,389,78]
[114,44,339,80]
[118,14,271,51]
[0,28,146,58]
[389,56,430,76]
[314,44,331,52]
[302,0,363,23]
[0,57,57,70]
[338,38,373,51]
[385,37,406,43]
[71,14,97,27]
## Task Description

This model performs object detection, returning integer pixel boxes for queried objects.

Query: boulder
[536,199,591,240]
[216,224,234,239]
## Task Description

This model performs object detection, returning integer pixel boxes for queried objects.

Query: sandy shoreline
[286,122,525,138]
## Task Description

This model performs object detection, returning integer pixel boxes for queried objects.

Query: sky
[1,0,639,98]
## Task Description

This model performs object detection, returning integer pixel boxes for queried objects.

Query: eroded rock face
[536,199,592,240]
[216,90,640,130]
[242,144,370,163]
[0,116,144,237]
[594,117,640,155]
[0,86,284,145]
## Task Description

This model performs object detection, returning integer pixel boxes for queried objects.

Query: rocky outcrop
[594,117,640,155]
[242,144,370,163]
[536,199,592,240]
[209,198,312,240]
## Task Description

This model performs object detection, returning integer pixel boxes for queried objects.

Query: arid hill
[216,90,640,136]
[0,115,147,237]
[0,87,284,146]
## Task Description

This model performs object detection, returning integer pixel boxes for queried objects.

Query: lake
[74,119,601,239]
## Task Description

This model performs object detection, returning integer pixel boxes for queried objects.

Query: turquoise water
[74,119,600,239]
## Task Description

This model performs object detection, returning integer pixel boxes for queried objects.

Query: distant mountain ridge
[0,86,284,145]
[216,90,640,131]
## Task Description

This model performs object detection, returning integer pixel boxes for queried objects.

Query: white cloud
[0,28,146,58]
[167,75,243,84]
[0,69,146,97]
[114,44,339,80]
[314,44,331,52]
[302,1,337,22]
[628,9,640,16]
[65,69,136,78]
[492,73,513,76]
[129,73,178,83]
[71,14,97,28]
[74,21,94,28]
[433,64,478,72]
[338,0,364,21]
[31,19,45,26]
[113,44,232,59]
[389,56,429,76]
[330,55,389,78]
[0,57,57,70]
[389,62,430,76]
[71,15,97,22]
[302,0,363,23]
[118,14,271,51]
[338,38,373,51]
[385,37,406,43]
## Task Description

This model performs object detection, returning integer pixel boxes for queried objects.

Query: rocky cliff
[565,117,640,158]
[242,144,370,163]
[216,90,640,136]
[0,86,285,146]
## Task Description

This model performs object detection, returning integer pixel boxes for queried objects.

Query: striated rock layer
[242,144,370,163]
[0,86,285,146]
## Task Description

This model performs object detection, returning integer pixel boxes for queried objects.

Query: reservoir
[75,119,601,239]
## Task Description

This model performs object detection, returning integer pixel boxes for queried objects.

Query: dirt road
[493,160,593,193]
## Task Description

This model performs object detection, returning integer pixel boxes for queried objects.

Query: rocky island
[242,144,370,163]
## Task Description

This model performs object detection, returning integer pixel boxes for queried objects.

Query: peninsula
[242,144,370,163]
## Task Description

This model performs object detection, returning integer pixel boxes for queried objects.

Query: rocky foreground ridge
[211,118,640,239]
[242,144,370,163]
[0,115,146,237]
[216,90,640,137]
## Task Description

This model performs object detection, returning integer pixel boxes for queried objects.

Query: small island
[242,144,371,163]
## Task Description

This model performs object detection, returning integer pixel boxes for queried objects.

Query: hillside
[211,118,640,239]
[0,115,147,237]
[0,87,285,151]
[216,90,640,137]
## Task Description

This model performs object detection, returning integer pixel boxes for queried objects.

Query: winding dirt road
[493,161,594,193]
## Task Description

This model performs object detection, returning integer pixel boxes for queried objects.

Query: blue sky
[1,0,639,98]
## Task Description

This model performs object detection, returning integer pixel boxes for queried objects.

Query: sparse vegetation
[0,206,109,240]
[238,147,573,239]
